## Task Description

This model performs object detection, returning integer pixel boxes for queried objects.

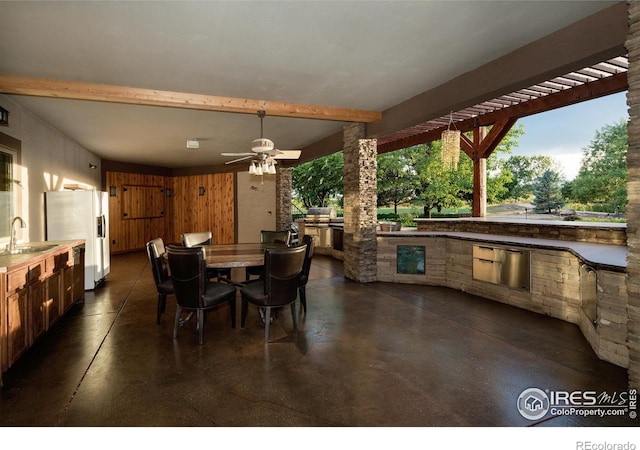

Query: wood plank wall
[165,173,235,246]
[106,171,235,253]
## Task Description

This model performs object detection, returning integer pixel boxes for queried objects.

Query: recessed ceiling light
[186,139,199,149]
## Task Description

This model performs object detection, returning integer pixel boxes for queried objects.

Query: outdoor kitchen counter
[376,229,630,368]
[412,216,626,246]
[377,230,627,272]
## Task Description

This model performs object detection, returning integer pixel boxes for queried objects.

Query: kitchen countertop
[376,230,627,272]
[0,240,85,273]
[412,216,627,229]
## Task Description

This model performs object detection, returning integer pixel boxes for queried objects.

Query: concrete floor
[0,251,635,427]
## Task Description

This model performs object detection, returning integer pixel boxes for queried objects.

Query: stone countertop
[377,230,627,272]
[0,240,85,273]
[413,216,627,229]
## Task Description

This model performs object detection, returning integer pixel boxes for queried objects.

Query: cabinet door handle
[476,258,496,264]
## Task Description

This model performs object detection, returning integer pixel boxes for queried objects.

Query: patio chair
[298,235,315,314]
[245,230,292,281]
[146,238,175,324]
[181,231,231,282]
[167,245,237,345]
[240,244,306,342]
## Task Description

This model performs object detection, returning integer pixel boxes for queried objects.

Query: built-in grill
[297,207,334,254]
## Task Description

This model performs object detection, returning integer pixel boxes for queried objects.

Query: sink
[1,244,58,256]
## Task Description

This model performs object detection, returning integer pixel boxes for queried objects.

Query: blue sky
[508,91,628,180]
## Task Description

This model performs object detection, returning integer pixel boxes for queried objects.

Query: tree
[500,154,556,202]
[414,124,523,213]
[569,120,627,210]
[377,150,416,214]
[292,151,344,208]
[532,169,565,213]
[408,142,472,215]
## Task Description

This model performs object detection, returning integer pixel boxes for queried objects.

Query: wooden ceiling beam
[0,74,382,123]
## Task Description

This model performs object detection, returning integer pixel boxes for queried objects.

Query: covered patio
[0,252,632,427]
[0,2,638,436]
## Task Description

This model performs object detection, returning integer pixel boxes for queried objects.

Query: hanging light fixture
[249,154,277,177]
[441,112,460,170]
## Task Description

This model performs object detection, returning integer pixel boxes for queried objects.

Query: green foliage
[408,142,473,213]
[292,151,344,208]
[567,120,628,209]
[407,124,523,212]
[532,169,565,213]
[377,151,417,214]
[500,154,557,202]
[377,212,417,227]
[563,202,623,214]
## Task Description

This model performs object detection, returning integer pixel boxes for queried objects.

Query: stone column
[275,167,292,232]
[627,0,640,389]
[342,123,377,282]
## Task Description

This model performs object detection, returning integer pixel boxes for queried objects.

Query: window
[0,131,21,244]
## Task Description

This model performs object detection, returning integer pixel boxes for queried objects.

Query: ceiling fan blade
[271,150,301,159]
[221,152,254,157]
[225,155,255,165]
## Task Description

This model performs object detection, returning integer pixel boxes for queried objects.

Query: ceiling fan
[221,110,301,174]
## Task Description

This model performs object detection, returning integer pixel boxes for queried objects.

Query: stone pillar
[627,0,640,389]
[275,167,292,232]
[343,123,377,282]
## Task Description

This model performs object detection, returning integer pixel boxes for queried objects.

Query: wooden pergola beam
[0,74,382,123]
[377,71,627,154]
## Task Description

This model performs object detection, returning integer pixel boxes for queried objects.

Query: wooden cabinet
[27,260,46,344]
[1,242,85,384]
[45,271,62,328]
[0,275,5,373]
[71,246,85,307]
[7,288,29,366]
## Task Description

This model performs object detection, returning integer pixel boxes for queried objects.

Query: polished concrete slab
[0,251,635,427]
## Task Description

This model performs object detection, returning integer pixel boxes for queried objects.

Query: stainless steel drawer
[473,245,501,261]
[472,257,501,284]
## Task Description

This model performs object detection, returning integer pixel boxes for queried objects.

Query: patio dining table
[200,242,288,269]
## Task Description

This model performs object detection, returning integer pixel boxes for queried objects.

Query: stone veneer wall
[414,219,626,245]
[343,123,377,282]
[377,235,630,368]
[627,0,640,388]
[275,167,292,232]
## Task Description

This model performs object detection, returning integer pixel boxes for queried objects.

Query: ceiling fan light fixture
[249,161,256,175]
[251,138,274,153]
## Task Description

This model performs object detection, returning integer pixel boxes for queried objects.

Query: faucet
[9,216,26,253]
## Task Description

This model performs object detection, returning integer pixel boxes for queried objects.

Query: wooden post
[473,157,487,217]
[461,119,517,217]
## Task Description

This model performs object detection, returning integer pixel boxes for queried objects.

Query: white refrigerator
[45,190,110,290]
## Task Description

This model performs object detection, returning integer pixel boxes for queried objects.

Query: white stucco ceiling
[0,1,619,169]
